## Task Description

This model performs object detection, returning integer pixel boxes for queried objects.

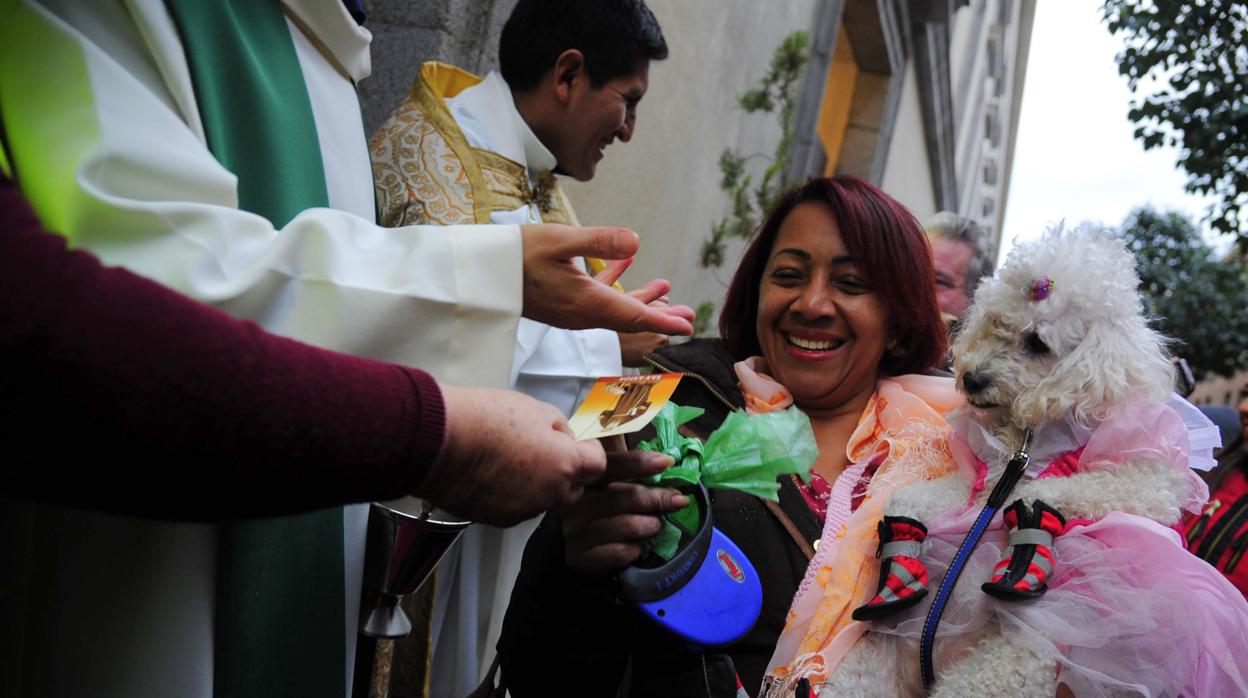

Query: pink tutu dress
[865,397,1248,697]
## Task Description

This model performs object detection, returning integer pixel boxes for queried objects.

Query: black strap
[920,435,1032,689]
[763,498,815,561]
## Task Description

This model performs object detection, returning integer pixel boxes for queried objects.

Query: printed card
[568,373,683,440]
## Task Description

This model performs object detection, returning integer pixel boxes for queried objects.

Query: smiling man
[369,1,669,693]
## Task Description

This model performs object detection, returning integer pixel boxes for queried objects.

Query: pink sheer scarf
[758,373,963,696]
[734,356,794,414]
[732,358,967,695]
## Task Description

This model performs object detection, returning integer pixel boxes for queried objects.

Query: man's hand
[521,224,695,336]
[419,385,603,526]
[418,385,674,528]
[614,287,684,367]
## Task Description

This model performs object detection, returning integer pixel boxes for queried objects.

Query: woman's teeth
[786,335,844,351]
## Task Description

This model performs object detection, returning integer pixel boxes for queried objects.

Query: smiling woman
[754,204,892,427]
[498,177,960,697]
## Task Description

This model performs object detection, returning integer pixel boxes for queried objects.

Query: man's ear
[552,49,585,103]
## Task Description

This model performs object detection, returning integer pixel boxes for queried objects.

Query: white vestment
[0,2,523,696]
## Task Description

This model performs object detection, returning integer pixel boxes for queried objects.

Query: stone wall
[359,0,518,136]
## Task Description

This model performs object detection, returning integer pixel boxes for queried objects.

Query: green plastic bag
[634,403,818,560]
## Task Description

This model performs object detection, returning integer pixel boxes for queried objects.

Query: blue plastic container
[618,484,763,648]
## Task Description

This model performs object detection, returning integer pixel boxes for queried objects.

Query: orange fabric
[734,356,795,414]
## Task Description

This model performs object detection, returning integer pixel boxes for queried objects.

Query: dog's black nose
[962,371,991,394]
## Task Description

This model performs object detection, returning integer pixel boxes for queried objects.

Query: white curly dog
[819,226,1209,697]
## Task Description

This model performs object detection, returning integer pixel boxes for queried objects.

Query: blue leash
[919,431,1032,690]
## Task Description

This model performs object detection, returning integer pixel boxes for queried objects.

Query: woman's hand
[618,331,669,367]
[562,466,689,575]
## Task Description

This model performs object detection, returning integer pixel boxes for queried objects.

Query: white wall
[564,0,820,321]
[947,0,1034,243]
[566,0,1029,321]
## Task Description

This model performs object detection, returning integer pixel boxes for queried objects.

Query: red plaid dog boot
[852,516,929,621]
[982,499,1066,600]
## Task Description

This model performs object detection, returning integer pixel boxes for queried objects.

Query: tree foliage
[1101,0,1248,240]
[1119,206,1248,379]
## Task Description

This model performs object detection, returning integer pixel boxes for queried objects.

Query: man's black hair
[499,0,668,91]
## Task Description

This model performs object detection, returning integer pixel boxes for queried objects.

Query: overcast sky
[999,1,1220,263]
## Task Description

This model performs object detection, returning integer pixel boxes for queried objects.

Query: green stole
[164,1,345,696]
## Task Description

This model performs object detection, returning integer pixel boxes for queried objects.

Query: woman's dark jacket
[498,339,820,697]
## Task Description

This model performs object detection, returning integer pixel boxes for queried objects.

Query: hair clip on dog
[1029,277,1053,301]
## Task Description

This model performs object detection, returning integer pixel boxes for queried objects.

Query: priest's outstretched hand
[423,385,676,526]
[520,225,696,337]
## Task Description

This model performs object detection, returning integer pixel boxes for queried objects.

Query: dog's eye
[1023,331,1050,356]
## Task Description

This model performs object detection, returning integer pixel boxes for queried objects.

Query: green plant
[691,301,717,337]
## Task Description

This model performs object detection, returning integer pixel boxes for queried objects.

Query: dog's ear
[1026,316,1174,425]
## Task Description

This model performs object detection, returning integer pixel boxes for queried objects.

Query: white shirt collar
[447,71,557,177]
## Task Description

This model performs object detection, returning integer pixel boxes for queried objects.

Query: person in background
[925,211,997,327]
[370,1,676,691]
[1180,394,1248,598]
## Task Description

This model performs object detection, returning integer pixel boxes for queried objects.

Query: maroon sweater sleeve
[0,175,446,520]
